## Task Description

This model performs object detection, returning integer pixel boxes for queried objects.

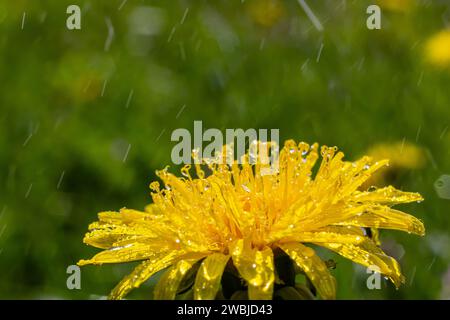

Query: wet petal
[108,251,181,300]
[83,223,156,249]
[230,240,274,300]
[154,256,205,300]
[279,242,336,300]
[352,186,423,205]
[319,239,404,287]
[193,253,230,300]
[97,208,150,224]
[78,243,162,265]
[335,205,425,236]
[340,159,390,197]
[272,226,364,244]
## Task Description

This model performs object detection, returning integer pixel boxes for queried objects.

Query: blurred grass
[0,0,449,299]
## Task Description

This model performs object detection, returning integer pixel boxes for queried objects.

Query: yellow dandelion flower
[425,29,450,68]
[78,140,425,300]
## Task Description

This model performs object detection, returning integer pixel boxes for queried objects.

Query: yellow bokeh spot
[425,29,450,68]
[377,0,414,13]
[247,0,285,28]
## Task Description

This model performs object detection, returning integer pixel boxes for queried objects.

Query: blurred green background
[0,0,449,299]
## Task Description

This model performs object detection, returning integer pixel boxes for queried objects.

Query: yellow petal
[154,256,205,300]
[352,186,423,205]
[193,253,230,300]
[279,242,336,300]
[319,239,404,287]
[83,223,156,249]
[230,240,274,300]
[369,228,381,246]
[108,251,180,300]
[335,205,425,236]
[85,208,170,249]
[97,208,150,224]
[78,243,162,265]
[339,159,390,197]
[288,231,363,244]
[271,226,364,244]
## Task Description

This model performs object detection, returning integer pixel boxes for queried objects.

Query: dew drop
[303,246,315,257]
[109,244,133,251]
